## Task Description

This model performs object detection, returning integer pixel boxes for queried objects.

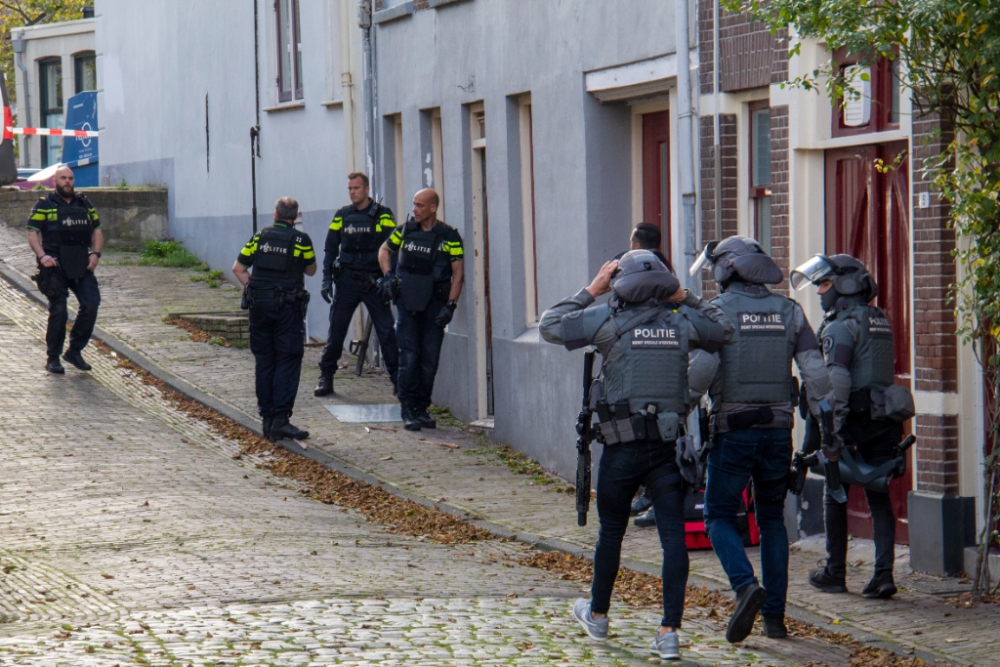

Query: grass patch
[137,240,204,268]
[465,436,573,493]
[428,405,465,429]
[191,269,224,288]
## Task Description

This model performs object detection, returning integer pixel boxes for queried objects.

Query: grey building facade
[369,0,692,478]
[95,0,365,338]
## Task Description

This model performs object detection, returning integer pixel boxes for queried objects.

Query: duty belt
[710,407,794,432]
[595,401,678,445]
[247,287,296,300]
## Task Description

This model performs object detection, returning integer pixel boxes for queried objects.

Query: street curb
[0,259,954,665]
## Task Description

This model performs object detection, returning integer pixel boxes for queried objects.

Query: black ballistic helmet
[690,235,783,285]
[790,253,878,300]
[611,250,681,305]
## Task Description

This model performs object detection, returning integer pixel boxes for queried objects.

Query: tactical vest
[248,224,305,289]
[55,202,94,279]
[838,302,896,391]
[601,306,690,418]
[713,290,797,404]
[337,201,382,268]
[397,223,450,312]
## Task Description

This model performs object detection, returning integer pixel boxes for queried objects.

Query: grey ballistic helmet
[611,249,681,304]
[689,235,783,285]
[790,253,878,299]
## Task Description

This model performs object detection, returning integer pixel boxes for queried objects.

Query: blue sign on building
[61,91,99,187]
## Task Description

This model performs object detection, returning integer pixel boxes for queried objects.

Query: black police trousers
[249,298,305,419]
[46,270,100,358]
[318,270,398,383]
[395,297,447,411]
[824,417,903,578]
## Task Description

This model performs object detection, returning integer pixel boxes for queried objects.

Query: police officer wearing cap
[27,165,103,374]
[539,250,732,661]
[377,188,464,431]
[791,254,904,600]
[693,236,837,642]
[314,172,398,396]
[233,197,317,442]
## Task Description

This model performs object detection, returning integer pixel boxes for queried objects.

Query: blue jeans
[318,270,399,384]
[46,270,100,357]
[395,298,447,410]
[592,439,688,629]
[704,428,792,618]
[249,299,305,418]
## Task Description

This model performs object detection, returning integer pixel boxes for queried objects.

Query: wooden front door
[642,111,671,257]
[825,141,912,543]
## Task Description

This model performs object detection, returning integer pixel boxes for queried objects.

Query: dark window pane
[890,59,900,125]
[752,108,771,187]
[755,196,772,254]
[293,0,303,98]
[277,0,291,100]
[74,52,96,93]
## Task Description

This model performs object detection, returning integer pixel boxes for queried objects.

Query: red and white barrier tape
[5,126,98,138]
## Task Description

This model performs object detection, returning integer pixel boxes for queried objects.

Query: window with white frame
[518,95,539,323]
[749,102,772,254]
[276,0,303,102]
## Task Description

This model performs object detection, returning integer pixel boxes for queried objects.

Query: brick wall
[699,0,786,94]
[911,111,957,394]
[916,415,960,495]
[698,113,738,297]
[769,105,790,294]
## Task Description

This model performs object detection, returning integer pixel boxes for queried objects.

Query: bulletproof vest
[56,203,93,247]
[601,305,690,417]
[713,290,797,404]
[397,223,449,312]
[338,202,382,267]
[248,224,305,288]
[842,302,896,391]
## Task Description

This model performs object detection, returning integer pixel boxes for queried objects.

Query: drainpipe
[675,0,698,290]
[359,0,377,197]
[712,0,722,243]
[12,31,30,168]
[340,0,357,171]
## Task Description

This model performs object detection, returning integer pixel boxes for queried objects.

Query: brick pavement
[0,231,852,666]
[0,225,996,664]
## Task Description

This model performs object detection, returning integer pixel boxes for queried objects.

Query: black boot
[63,348,92,371]
[727,581,767,643]
[269,416,309,441]
[262,416,274,440]
[862,572,897,599]
[808,566,847,594]
[401,405,421,431]
[633,506,656,527]
[45,356,65,374]
[415,407,436,429]
[763,614,787,639]
[314,374,334,397]
[630,489,652,516]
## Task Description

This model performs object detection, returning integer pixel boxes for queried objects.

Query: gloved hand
[434,300,458,328]
[376,274,400,305]
[320,277,333,304]
[822,432,845,463]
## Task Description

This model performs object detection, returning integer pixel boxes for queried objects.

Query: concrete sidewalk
[0,225,996,666]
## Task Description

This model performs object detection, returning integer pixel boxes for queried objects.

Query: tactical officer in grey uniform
[692,236,837,642]
[540,250,732,661]
[792,254,904,600]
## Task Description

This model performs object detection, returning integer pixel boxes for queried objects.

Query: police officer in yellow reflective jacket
[27,166,103,374]
[377,189,464,431]
[315,172,398,397]
[233,197,317,442]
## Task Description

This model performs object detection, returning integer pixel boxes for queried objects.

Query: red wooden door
[825,141,912,544]
[642,112,671,257]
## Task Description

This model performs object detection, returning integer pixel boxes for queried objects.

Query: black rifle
[575,350,596,526]
[818,399,847,503]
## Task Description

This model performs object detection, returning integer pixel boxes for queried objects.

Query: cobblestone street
[0,238,846,666]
